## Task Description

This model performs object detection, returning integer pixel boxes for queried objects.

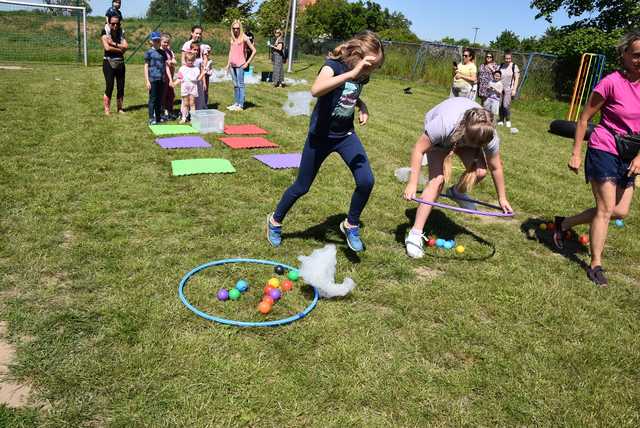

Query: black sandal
[586,266,608,287]
[552,216,566,249]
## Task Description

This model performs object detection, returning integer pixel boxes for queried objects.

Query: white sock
[409,228,423,236]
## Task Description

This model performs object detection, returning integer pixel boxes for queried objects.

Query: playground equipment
[567,53,606,122]
[549,53,605,139]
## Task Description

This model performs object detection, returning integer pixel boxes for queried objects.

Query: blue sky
[87,0,580,44]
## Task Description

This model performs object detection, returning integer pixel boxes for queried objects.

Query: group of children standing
[144,27,212,125]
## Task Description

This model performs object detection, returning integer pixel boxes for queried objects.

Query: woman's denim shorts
[585,147,636,188]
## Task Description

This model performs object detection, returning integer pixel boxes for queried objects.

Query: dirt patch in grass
[0,321,32,408]
[0,65,33,70]
[413,267,444,281]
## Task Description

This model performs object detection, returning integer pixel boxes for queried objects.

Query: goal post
[0,0,88,66]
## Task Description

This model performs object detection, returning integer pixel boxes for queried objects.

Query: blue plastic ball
[235,280,249,293]
[435,238,445,248]
[444,241,454,250]
[615,219,624,227]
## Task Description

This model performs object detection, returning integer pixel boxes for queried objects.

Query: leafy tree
[519,36,541,52]
[146,0,193,20]
[439,36,482,48]
[44,0,92,15]
[537,26,624,96]
[530,0,640,31]
[201,0,255,22]
[490,30,520,50]
[377,27,420,43]
[298,0,417,41]
[255,0,290,36]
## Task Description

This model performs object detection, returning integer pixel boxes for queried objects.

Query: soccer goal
[0,0,88,66]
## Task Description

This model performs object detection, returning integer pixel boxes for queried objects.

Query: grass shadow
[282,213,362,264]
[394,208,496,262]
[520,218,589,270]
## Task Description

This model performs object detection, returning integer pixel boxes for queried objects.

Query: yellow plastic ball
[268,277,280,288]
[539,223,547,231]
[455,245,465,254]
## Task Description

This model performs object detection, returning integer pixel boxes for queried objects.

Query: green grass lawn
[1,56,639,426]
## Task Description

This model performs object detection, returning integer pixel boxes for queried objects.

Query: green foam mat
[171,158,236,176]
[149,124,199,136]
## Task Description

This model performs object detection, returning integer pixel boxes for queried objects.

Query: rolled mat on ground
[548,120,596,140]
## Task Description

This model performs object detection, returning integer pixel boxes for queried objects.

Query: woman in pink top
[553,31,640,287]
[225,20,256,111]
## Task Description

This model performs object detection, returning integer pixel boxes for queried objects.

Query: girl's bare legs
[411,149,448,232]
[180,96,189,123]
[454,147,488,189]
[589,182,633,268]
[189,95,196,117]
[561,184,634,236]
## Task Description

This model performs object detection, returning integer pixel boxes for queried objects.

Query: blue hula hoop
[178,258,319,327]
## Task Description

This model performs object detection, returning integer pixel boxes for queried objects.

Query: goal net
[0,0,87,65]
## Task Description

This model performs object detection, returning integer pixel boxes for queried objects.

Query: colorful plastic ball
[435,238,445,248]
[268,277,280,288]
[427,238,436,247]
[274,265,285,275]
[455,245,465,254]
[228,288,241,301]
[539,223,547,231]
[257,301,272,314]
[268,288,282,301]
[262,295,275,306]
[263,284,275,295]
[578,234,589,245]
[287,270,300,281]
[281,279,294,292]
[235,280,249,293]
[547,222,555,231]
[217,288,229,301]
[615,219,624,227]
[444,241,454,250]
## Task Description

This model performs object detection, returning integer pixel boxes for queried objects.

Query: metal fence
[293,37,559,100]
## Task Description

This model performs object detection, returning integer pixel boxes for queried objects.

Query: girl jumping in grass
[551,31,640,287]
[403,97,513,259]
[266,31,385,252]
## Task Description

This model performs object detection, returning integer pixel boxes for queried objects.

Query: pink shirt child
[589,70,640,155]
[229,40,246,67]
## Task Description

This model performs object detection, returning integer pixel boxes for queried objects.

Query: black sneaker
[552,216,566,249]
[586,266,608,287]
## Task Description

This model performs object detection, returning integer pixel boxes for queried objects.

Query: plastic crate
[191,109,225,134]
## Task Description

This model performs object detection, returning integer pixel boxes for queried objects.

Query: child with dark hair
[104,0,123,38]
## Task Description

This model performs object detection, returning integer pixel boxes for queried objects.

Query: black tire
[549,119,595,140]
